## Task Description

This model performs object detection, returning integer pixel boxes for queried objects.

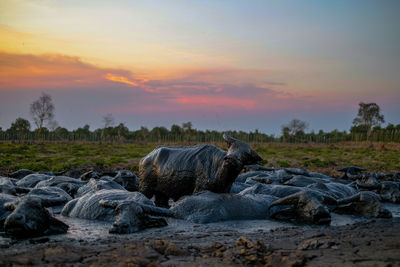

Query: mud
[1,214,399,266]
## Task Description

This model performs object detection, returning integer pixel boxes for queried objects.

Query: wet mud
[1,214,399,266]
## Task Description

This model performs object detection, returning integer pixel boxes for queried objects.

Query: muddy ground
[1,216,399,267]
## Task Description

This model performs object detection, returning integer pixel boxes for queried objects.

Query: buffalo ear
[222,133,236,147]
[3,202,16,211]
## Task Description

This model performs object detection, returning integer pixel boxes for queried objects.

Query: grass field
[0,142,399,177]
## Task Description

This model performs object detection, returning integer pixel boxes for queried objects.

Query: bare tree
[102,113,115,128]
[101,113,115,141]
[282,119,308,136]
[353,102,385,140]
[30,92,55,135]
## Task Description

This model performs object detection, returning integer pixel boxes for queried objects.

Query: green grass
[0,142,156,175]
[0,142,399,177]
[252,142,400,176]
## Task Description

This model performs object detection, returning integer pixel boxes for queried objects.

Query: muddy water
[1,203,398,244]
[33,202,400,242]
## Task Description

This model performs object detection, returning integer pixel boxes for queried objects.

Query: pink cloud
[170,95,255,109]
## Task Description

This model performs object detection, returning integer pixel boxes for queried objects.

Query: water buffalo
[34,176,86,189]
[16,174,52,188]
[74,177,125,198]
[62,189,154,220]
[0,193,17,228]
[62,189,172,234]
[268,191,332,225]
[334,191,392,218]
[27,187,72,207]
[306,182,358,200]
[337,166,365,180]
[239,183,337,203]
[0,177,30,195]
[8,169,35,180]
[356,178,400,204]
[34,176,86,198]
[112,170,140,192]
[139,134,263,207]
[4,196,68,238]
[379,181,400,203]
[170,190,277,223]
[100,199,173,234]
[284,175,332,187]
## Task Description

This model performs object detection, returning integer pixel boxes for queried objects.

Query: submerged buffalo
[268,191,332,225]
[100,199,172,234]
[334,191,392,218]
[4,196,68,238]
[139,134,263,207]
[62,189,173,234]
[170,190,277,223]
[0,193,17,228]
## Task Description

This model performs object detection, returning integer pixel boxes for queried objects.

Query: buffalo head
[269,191,331,225]
[4,196,68,238]
[223,134,263,166]
[99,200,169,234]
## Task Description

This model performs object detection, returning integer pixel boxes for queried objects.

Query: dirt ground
[1,218,399,267]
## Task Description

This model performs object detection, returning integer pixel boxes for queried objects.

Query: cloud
[0,51,367,120]
[0,51,145,90]
[104,73,139,87]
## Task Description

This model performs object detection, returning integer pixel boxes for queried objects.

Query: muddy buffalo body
[139,134,263,207]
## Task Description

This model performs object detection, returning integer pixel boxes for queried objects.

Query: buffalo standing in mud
[139,134,262,207]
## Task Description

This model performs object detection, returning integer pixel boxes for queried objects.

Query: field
[1,141,399,177]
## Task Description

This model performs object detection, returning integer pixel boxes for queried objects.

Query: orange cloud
[0,51,147,90]
[104,73,139,87]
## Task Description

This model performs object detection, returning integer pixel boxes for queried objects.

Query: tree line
[1,93,399,143]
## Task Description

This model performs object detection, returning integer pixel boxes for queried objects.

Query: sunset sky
[1,0,399,135]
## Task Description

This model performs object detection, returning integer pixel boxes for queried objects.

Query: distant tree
[75,124,91,140]
[9,117,31,141]
[182,121,193,132]
[182,121,195,142]
[170,124,182,141]
[353,102,385,140]
[116,123,129,141]
[102,114,115,128]
[150,126,168,142]
[30,92,55,136]
[281,126,291,142]
[282,119,308,137]
[54,127,69,140]
[101,114,115,141]
[139,126,149,141]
